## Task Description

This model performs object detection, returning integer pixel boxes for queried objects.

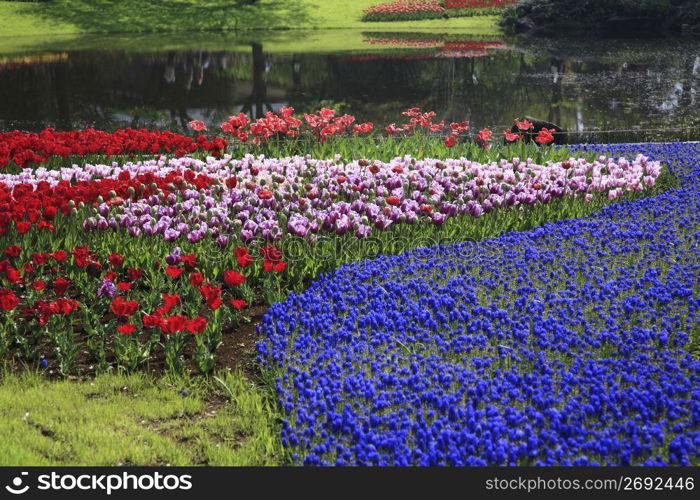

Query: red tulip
[50,250,67,262]
[207,297,223,310]
[0,289,19,311]
[230,299,248,311]
[4,246,20,258]
[162,293,181,312]
[117,323,137,335]
[110,297,139,317]
[198,284,221,302]
[186,317,207,334]
[264,260,288,273]
[477,128,493,143]
[189,272,205,287]
[514,119,534,131]
[386,196,400,206]
[224,270,246,287]
[142,313,162,329]
[108,253,124,267]
[504,129,521,142]
[159,315,187,334]
[126,267,144,281]
[259,244,282,263]
[6,267,22,284]
[32,253,50,265]
[53,278,71,296]
[235,247,254,268]
[166,265,184,278]
[535,128,555,145]
[55,298,79,315]
[181,254,197,271]
[188,120,207,132]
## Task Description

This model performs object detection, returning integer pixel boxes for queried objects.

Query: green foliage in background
[501,0,700,34]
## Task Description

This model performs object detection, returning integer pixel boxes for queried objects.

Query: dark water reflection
[0,34,698,143]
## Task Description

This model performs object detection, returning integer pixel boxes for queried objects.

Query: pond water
[1,32,698,143]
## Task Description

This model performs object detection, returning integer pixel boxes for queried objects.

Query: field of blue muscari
[257,142,700,466]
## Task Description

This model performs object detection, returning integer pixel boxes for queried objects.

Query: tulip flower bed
[0,240,267,375]
[257,141,700,466]
[0,128,227,170]
[0,139,671,378]
[0,109,561,172]
[82,153,660,245]
[362,1,446,22]
[446,0,517,6]
[362,0,517,22]
[0,127,694,466]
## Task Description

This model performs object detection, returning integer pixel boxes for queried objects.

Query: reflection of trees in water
[0,51,238,131]
[680,54,695,110]
[0,40,697,138]
[560,54,698,133]
[240,43,271,119]
[311,44,699,136]
[52,62,71,130]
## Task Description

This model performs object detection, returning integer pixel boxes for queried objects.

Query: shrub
[501,0,700,35]
[446,0,518,16]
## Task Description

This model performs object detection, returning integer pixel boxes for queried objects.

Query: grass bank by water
[0,28,502,57]
[0,0,499,37]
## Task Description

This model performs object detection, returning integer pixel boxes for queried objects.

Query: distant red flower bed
[362,0,517,22]
[444,0,518,8]
[0,128,227,169]
[362,0,445,22]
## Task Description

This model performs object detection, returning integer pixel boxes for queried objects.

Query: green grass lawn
[0,0,499,36]
[0,371,283,466]
[0,28,503,57]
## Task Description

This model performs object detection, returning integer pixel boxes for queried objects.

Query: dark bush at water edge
[501,0,700,35]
